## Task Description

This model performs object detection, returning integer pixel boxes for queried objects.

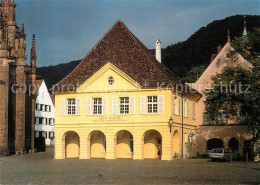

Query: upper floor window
[93,98,102,115]
[108,76,114,85]
[49,131,54,139]
[35,131,39,138]
[147,96,157,113]
[49,118,55,126]
[120,97,129,114]
[173,96,177,115]
[192,103,196,119]
[35,117,39,124]
[67,98,76,115]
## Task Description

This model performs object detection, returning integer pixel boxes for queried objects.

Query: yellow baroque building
[53,20,201,160]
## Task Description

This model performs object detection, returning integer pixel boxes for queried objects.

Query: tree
[204,32,260,141]
[182,66,205,83]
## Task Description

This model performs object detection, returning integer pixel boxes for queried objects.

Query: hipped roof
[53,20,201,98]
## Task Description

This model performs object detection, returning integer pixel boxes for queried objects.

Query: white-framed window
[183,99,186,117]
[67,98,76,115]
[49,118,54,126]
[49,131,54,139]
[147,96,158,113]
[178,98,181,115]
[35,103,40,111]
[35,130,39,138]
[173,96,177,115]
[42,117,46,125]
[108,76,114,85]
[40,131,46,138]
[40,104,44,111]
[120,97,129,114]
[39,117,43,124]
[45,105,48,112]
[35,117,39,124]
[192,103,196,119]
[93,98,102,115]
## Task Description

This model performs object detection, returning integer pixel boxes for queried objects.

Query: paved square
[0,152,259,185]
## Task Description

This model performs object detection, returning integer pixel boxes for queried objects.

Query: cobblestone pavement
[0,152,259,185]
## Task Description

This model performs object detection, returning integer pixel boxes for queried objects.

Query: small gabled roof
[53,20,201,97]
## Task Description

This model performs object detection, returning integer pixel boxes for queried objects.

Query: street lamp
[168,116,173,133]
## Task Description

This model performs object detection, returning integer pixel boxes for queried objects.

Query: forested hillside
[37,15,260,88]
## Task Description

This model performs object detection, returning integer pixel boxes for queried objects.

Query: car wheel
[212,159,216,162]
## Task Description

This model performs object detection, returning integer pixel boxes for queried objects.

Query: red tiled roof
[35,79,43,93]
[53,20,201,97]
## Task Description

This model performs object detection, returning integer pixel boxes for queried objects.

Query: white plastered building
[35,80,55,146]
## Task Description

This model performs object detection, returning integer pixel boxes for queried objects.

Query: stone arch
[172,130,180,158]
[206,138,223,151]
[228,137,239,152]
[62,131,80,159]
[88,130,106,158]
[143,129,162,159]
[114,130,133,159]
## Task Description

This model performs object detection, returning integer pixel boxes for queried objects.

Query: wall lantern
[168,116,173,133]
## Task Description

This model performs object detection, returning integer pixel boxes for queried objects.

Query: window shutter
[129,96,135,114]
[183,99,186,117]
[192,103,195,119]
[86,97,91,115]
[102,97,107,115]
[187,101,189,117]
[158,95,164,114]
[76,98,80,115]
[140,96,146,114]
[112,97,118,115]
[173,96,176,115]
[36,131,39,138]
[178,98,181,115]
[60,98,66,115]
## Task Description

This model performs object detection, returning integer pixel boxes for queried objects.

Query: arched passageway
[89,130,106,158]
[228,137,239,152]
[64,131,80,158]
[115,130,133,159]
[143,129,162,159]
[207,138,223,150]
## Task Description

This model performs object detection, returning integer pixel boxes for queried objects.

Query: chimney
[155,39,161,63]
[217,45,222,54]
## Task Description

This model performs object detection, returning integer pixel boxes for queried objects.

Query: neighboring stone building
[35,80,55,146]
[53,20,201,160]
[191,32,253,158]
[0,0,37,154]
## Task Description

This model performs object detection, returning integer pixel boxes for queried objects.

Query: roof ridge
[54,20,125,88]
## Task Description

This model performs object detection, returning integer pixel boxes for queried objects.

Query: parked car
[209,148,236,162]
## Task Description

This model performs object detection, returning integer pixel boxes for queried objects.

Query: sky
[14,0,259,67]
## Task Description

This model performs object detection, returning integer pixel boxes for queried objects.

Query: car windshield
[211,149,223,153]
